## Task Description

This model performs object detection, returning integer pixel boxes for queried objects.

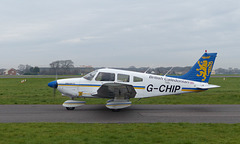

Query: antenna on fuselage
[164,67,174,76]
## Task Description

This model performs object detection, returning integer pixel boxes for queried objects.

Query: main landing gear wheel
[66,107,75,110]
[111,109,120,112]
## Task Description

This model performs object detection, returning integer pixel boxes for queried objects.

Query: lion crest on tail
[196,60,213,81]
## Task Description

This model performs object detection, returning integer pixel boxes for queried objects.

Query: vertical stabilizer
[176,53,217,83]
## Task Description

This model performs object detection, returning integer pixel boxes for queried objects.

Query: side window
[95,72,115,81]
[133,76,143,82]
[117,74,130,82]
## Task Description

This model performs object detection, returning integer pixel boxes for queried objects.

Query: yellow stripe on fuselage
[59,85,145,89]
[181,89,206,92]
[58,85,100,87]
[134,87,145,90]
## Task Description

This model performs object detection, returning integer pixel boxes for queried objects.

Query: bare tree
[18,64,26,74]
[50,60,74,75]
[18,64,26,72]
[50,60,74,69]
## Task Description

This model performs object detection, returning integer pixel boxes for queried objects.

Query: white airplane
[48,52,219,111]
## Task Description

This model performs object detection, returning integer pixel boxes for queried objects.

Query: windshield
[83,70,98,81]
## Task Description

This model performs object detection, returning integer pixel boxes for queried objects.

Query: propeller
[54,70,58,99]
[48,80,58,100]
[48,68,58,101]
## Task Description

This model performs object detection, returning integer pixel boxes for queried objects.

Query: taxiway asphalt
[1,105,240,123]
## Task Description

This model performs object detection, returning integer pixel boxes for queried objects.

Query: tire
[111,109,120,112]
[66,107,75,110]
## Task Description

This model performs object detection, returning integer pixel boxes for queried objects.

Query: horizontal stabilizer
[196,84,220,89]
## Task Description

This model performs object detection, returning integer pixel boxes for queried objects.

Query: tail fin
[176,52,217,83]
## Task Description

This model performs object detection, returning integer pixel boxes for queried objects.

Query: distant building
[211,70,216,75]
[4,68,17,75]
[0,69,6,75]
[79,65,93,68]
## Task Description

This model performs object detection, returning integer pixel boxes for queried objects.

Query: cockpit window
[95,72,115,81]
[83,70,98,81]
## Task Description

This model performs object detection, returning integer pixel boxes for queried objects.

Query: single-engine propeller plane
[48,52,219,111]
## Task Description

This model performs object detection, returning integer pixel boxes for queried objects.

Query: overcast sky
[1,0,240,69]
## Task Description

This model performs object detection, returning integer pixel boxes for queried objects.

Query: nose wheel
[66,107,75,110]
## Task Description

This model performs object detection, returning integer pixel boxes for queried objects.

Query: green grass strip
[0,123,240,144]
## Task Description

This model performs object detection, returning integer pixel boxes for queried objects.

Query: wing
[95,83,137,99]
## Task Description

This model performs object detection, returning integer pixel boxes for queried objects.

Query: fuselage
[56,68,209,99]
[47,52,219,110]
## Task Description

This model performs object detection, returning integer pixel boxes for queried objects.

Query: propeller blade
[54,69,58,100]
[53,88,56,100]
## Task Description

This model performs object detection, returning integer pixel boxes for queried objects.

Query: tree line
[18,60,75,75]
[18,65,40,75]
[8,59,240,75]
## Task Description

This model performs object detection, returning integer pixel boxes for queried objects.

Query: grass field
[0,77,239,104]
[1,123,240,144]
